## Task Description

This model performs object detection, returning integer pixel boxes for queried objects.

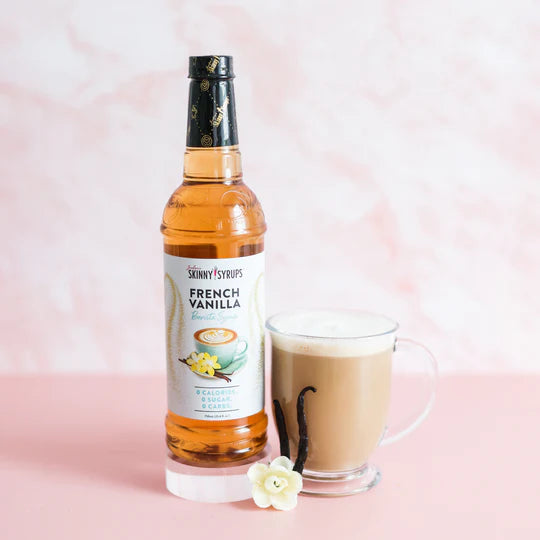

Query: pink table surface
[1,375,538,539]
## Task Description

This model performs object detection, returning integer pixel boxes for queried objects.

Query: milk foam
[267,310,397,356]
[200,329,235,344]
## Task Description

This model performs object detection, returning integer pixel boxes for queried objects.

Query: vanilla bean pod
[293,386,317,474]
[272,399,290,459]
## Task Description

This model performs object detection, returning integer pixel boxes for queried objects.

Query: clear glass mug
[267,310,437,496]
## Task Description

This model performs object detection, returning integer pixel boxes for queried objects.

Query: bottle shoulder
[161,180,266,238]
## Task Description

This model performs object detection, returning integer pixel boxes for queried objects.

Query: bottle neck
[184,77,241,181]
[183,146,243,182]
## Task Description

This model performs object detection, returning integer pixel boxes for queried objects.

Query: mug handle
[379,338,438,446]
[235,338,248,357]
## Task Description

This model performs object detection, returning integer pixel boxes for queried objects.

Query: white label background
[164,253,265,421]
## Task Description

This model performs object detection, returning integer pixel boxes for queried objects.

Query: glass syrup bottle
[161,55,267,463]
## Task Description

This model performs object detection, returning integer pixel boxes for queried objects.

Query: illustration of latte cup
[194,328,248,369]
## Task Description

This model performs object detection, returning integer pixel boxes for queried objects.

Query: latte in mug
[270,311,394,472]
[268,309,437,496]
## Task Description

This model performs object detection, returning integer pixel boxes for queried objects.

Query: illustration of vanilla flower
[247,456,302,511]
[186,352,221,376]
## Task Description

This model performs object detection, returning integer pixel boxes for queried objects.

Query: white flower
[247,456,303,511]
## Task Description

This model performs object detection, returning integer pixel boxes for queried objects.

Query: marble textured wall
[1,1,538,372]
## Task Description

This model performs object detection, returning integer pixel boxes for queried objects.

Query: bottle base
[165,445,272,502]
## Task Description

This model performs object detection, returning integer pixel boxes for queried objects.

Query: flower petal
[285,471,303,493]
[270,492,297,511]
[247,463,268,484]
[270,456,294,471]
[207,367,215,376]
[252,485,271,508]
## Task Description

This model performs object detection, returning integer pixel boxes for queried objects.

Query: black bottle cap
[188,55,235,80]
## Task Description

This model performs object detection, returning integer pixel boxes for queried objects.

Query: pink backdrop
[1,1,539,373]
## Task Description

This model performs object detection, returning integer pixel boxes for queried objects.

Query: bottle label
[164,252,265,421]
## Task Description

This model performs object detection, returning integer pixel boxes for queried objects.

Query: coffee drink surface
[195,328,237,345]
